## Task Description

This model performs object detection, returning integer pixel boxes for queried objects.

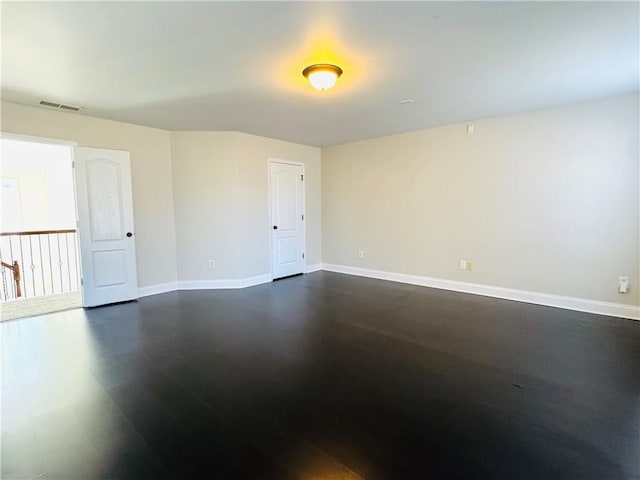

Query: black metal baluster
[28,236,35,297]
[4,240,12,299]
[0,248,7,300]
[48,235,54,294]
[65,233,71,292]
[9,237,15,274]
[38,235,45,296]
[2,245,15,299]
[18,235,26,298]
[73,233,80,290]
[8,239,16,299]
[57,233,63,293]
[1,267,7,301]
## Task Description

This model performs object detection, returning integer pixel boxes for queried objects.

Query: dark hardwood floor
[2,272,639,479]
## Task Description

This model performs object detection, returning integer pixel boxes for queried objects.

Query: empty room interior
[1,2,639,479]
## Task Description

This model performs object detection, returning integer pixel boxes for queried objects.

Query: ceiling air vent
[59,104,81,111]
[39,100,60,108]
[39,100,82,112]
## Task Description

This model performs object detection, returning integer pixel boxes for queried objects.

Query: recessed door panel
[92,250,126,287]
[86,159,124,241]
[278,237,298,264]
[276,172,297,231]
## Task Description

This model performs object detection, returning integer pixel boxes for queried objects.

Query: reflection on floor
[1,272,639,479]
[1,290,82,322]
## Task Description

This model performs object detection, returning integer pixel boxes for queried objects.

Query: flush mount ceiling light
[302,64,343,90]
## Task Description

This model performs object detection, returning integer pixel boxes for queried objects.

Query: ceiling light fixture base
[302,64,343,90]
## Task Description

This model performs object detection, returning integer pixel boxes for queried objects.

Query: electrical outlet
[466,261,473,271]
[358,250,364,259]
[208,260,215,269]
[459,260,467,270]
[618,276,629,293]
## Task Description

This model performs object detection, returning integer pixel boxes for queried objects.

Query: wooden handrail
[1,229,76,236]
[1,260,22,297]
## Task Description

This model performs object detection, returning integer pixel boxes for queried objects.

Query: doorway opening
[0,137,81,321]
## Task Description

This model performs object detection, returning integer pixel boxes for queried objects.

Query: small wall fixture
[302,64,343,90]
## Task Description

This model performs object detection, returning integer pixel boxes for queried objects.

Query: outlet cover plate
[618,276,629,293]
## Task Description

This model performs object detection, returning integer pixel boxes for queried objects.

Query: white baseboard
[138,282,178,298]
[177,273,272,290]
[305,263,322,273]
[242,273,274,288]
[139,268,324,296]
[321,263,640,321]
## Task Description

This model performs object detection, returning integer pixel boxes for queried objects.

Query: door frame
[0,132,78,148]
[267,158,306,280]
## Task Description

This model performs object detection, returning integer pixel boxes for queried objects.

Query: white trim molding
[321,263,640,321]
[138,282,178,298]
[177,273,272,291]
[138,269,330,298]
[305,263,322,273]
[0,132,78,146]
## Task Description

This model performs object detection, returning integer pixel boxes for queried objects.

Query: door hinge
[302,253,305,259]
[72,161,75,168]
[80,278,84,286]
[301,214,304,220]
[301,174,304,181]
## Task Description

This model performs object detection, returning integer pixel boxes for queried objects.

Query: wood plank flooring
[2,272,638,479]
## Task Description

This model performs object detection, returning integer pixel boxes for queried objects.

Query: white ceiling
[2,1,638,147]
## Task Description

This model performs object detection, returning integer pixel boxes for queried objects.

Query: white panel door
[270,161,305,279]
[74,147,138,307]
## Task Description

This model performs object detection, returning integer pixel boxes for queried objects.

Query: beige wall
[170,132,240,280]
[170,131,321,281]
[4,95,636,309]
[1,102,178,289]
[322,94,639,306]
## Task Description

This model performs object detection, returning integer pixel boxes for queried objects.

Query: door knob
[273,226,278,230]
[126,232,133,237]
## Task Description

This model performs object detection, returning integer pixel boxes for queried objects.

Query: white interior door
[270,161,305,279]
[74,147,138,307]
